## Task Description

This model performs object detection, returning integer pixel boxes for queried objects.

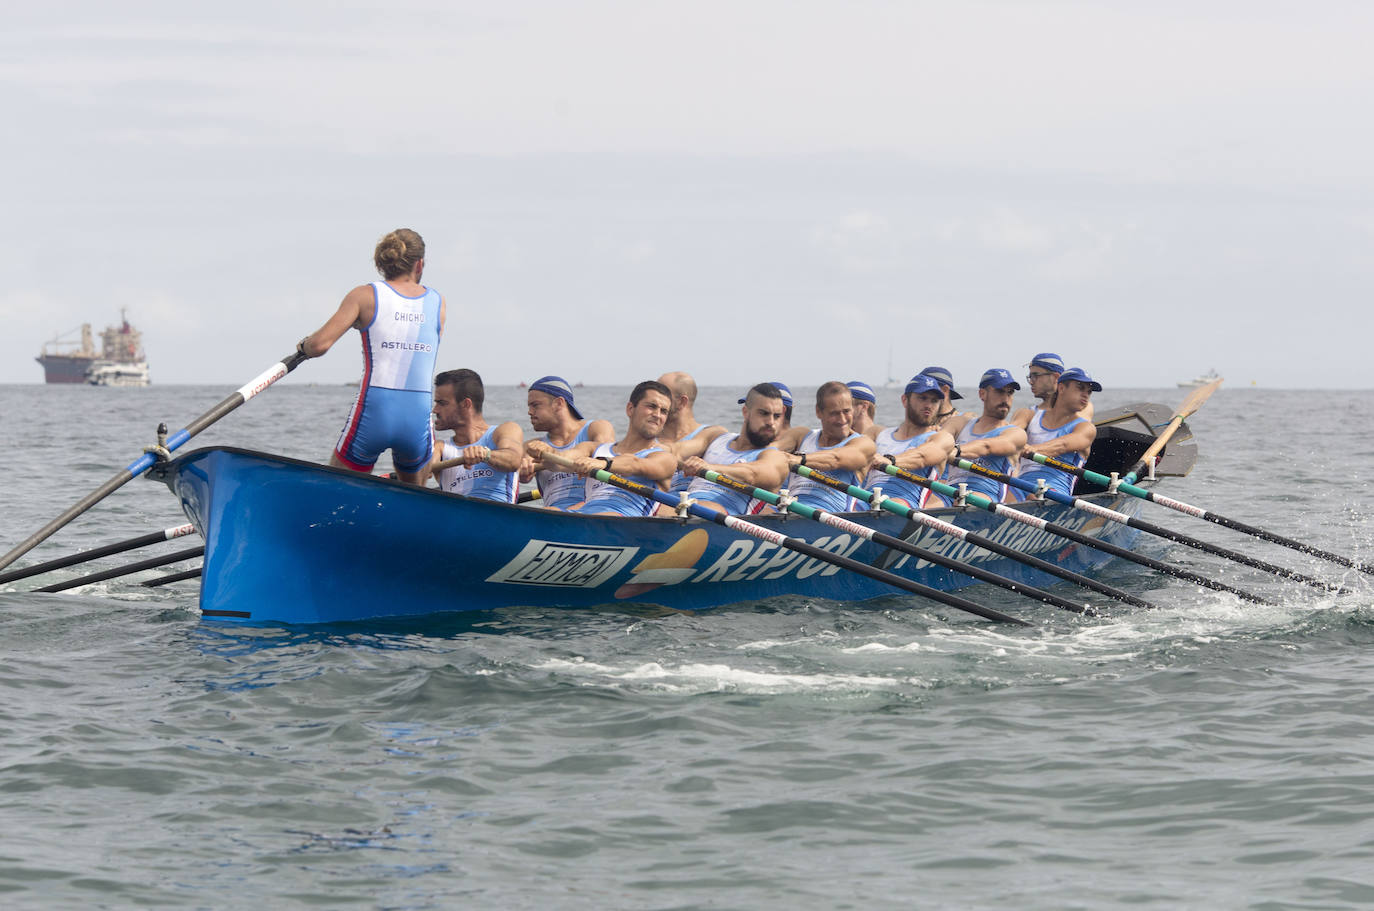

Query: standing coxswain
[296,228,446,485]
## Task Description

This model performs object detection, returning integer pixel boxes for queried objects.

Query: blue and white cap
[918,366,963,399]
[1057,367,1102,391]
[1028,352,1066,374]
[979,368,1021,391]
[740,381,793,407]
[904,374,943,396]
[846,381,876,404]
[529,375,584,420]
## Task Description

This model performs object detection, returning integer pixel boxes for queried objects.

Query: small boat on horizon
[1178,369,1223,389]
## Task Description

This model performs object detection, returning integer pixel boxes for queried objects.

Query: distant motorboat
[86,360,150,387]
[1178,369,1223,389]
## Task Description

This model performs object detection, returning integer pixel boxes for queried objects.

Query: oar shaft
[936,461,1271,604]
[142,567,203,587]
[33,546,206,594]
[796,465,1155,609]
[0,524,196,586]
[537,453,1028,625]
[0,351,306,574]
[701,470,1093,615]
[1032,452,1374,576]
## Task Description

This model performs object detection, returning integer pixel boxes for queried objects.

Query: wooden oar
[794,465,1155,609]
[0,350,307,574]
[0,524,196,586]
[860,462,1272,604]
[1124,377,1222,483]
[1031,451,1374,576]
[537,452,1029,626]
[952,456,1340,593]
[697,469,1095,614]
[33,546,205,594]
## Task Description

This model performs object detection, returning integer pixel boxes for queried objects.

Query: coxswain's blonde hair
[374,228,426,280]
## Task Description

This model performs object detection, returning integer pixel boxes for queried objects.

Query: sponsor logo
[487,540,638,588]
[379,341,433,352]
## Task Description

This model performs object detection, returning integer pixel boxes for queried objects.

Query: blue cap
[904,374,943,396]
[918,366,963,399]
[1057,367,1102,391]
[846,381,876,404]
[739,381,793,407]
[979,368,1021,391]
[529,375,584,420]
[1028,352,1065,373]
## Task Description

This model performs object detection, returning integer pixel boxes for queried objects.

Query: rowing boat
[149,402,1196,624]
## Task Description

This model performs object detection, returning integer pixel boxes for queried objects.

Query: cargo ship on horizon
[35,310,150,385]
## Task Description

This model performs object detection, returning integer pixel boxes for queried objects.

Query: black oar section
[537,453,1030,626]
[700,469,1095,615]
[891,462,1272,605]
[795,465,1155,609]
[953,458,1330,594]
[1034,452,1374,577]
[0,351,307,574]
[34,547,205,594]
[142,567,203,587]
[0,524,197,586]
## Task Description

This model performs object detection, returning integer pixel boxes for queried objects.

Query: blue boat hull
[160,447,1155,625]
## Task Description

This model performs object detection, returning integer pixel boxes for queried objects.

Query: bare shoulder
[586,419,616,442]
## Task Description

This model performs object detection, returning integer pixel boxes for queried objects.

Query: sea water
[1,382,1372,910]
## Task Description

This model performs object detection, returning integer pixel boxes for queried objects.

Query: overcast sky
[5,1,1373,390]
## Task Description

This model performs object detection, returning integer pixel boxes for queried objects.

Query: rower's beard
[744,425,776,449]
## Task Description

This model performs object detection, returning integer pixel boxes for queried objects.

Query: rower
[862,374,955,509]
[658,371,725,497]
[521,375,614,510]
[1011,366,1100,501]
[916,366,966,429]
[847,381,880,438]
[1013,351,1094,424]
[678,383,790,515]
[782,381,876,511]
[429,368,524,502]
[529,380,677,516]
[934,368,1028,506]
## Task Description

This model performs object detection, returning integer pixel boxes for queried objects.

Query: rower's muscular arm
[487,422,526,472]
[958,426,1027,459]
[671,425,727,462]
[604,449,677,482]
[789,436,876,474]
[686,449,789,492]
[301,284,373,357]
[1024,422,1096,459]
[885,432,955,473]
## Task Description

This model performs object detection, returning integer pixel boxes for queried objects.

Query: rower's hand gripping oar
[792,464,1155,609]
[535,452,1030,626]
[1032,451,1374,578]
[937,458,1272,604]
[1124,377,1222,484]
[949,455,1337,593]
[697,468,1095,615]
[0,350,308,574]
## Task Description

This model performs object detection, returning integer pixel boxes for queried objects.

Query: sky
[4,0,1373,389]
